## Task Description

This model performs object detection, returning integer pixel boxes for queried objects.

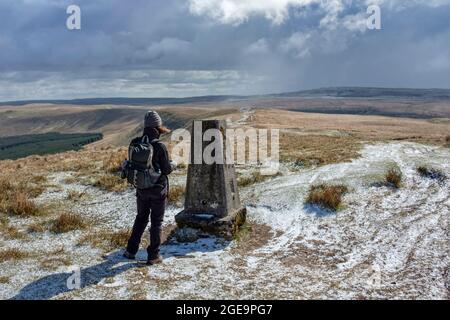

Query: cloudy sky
[0,0,450,101]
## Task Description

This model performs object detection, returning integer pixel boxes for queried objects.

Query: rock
[174,228,200,243]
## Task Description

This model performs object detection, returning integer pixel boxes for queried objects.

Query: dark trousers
[126,187,167,258]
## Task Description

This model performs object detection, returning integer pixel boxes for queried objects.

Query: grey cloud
[0,0,449,100]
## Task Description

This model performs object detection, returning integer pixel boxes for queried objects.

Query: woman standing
[123,110,175,265]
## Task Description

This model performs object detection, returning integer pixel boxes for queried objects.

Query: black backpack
[122,135,162,189]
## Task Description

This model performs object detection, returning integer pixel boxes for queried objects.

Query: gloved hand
[120,160,129,179]
[170,160,178,170]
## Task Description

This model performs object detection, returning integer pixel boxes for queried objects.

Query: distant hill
[0,95,246,107]
[274,87,450,100]
[2,87,450,106]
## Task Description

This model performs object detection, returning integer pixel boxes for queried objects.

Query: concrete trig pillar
[175,120,246,239]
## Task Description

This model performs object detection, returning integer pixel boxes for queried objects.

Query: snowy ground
[0,140,448,300]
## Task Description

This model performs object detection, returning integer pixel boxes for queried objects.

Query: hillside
[1,89,449,144]
[2,87,450,107]
[0,105,236,147]
[0,108,448,299]
[275,87,450,100]
[0,132,103,160]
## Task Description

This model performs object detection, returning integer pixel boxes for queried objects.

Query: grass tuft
[0,248,29,262]
[238,171,272,187]
[306,184,348,211]
[2,225,26,240]
[78,229,130,251]
[385,168,402,188]
[102,149,127,174]
[417,166,446,181]
[4,192,44,217]
[62,176,77,184]
[168,185,185,205]
[110,229,131,249]
[27,221,47,233]
[66,190,86,202]
[50,212,87,234]
[92,174,128,192]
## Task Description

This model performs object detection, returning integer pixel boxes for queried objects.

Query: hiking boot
[123,251,136,260]
[146,255,163,265]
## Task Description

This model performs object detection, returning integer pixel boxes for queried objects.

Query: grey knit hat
[144,110,162,128]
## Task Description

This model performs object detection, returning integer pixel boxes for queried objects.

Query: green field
[0,132,103,160]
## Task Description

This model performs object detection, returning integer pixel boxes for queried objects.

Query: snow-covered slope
[1,142,449,299]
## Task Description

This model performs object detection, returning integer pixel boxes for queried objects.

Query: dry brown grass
[0,248,29,262]
[0,170,50,218]
[39,248,72,270]
[226,108,450,169]
[253,109,450,146]
[1,224,27,240]
[0,173,47,196]
[279,132,362,166]
[102,149,128,173]
[0,147,131,221]
[62,176,77,184]
[0,178,12,197]
[238,171,270,187]
[29,175,48,185]
[110,229,131,248]
[385,168,402,189]
[27,221,47,233]
[78,229,130,251]
[50,212,87,234]
[168,185,185,205]
[306,184,349,211]
[2,192,45,217]
[0,276,10,284]
[66,190,86,202]
[92,174,128,192]
[0,216,26,239]
[40,257,73,270]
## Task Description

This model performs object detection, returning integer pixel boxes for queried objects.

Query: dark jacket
[131,127,173,195]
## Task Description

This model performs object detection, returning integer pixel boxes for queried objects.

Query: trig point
[175,120,246,240]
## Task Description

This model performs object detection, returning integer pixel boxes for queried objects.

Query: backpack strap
[145,138,160,169]
[147,139,162,170]
[142,135,150,144]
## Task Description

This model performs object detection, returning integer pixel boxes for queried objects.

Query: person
[123,110,175,265]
